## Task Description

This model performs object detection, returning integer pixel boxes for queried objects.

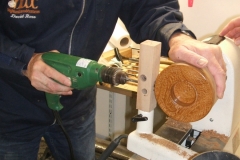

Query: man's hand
[23,51,72,95]
[168,32,226,99]
[220,17,240,45]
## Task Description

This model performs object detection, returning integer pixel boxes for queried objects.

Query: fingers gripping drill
[42,52,136,111]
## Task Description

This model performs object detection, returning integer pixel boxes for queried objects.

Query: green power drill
[42,52,136,111]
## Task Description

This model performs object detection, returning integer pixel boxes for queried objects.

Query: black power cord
[98,134,128,160]
[53,110,75,160]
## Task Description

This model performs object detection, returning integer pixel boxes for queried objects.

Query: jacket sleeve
[0,27,35,75]
[119,0,196,57]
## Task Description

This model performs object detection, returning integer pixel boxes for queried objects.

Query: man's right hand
[220,17,240,45]
[23,51,73,95]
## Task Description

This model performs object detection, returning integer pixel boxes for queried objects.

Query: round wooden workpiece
[154,63,217,122]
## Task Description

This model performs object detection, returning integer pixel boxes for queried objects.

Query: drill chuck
[101,67,128,85]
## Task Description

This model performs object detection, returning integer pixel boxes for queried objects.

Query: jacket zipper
[51,118,56,125]
[51,1,86,125]
[68,0,86,55]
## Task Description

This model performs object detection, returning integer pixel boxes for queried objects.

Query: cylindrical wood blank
[154,63,217,122]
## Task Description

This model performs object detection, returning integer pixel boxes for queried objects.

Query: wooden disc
[154,63,217,122]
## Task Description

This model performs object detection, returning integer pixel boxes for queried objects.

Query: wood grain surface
[154,63,217,122]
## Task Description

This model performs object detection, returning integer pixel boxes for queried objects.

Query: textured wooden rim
[154,63,216,122]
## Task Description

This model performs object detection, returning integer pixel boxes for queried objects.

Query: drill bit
[126,77,138,83]
[127,73,138,78]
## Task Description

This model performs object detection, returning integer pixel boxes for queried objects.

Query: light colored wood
[97,82,136,97]
[136,40,161,112]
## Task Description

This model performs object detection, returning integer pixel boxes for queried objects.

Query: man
[0,0,226,159]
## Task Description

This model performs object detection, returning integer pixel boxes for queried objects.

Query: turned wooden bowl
[154,63,217,122]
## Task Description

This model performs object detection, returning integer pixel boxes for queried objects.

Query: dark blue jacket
[0,0,194,137]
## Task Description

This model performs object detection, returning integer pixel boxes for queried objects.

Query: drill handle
[45,93,64,111]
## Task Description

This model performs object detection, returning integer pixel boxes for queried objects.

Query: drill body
[42,52,128,111]
[42,52,106,90]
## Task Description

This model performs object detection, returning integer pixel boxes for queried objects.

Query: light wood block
[136,40,161,112]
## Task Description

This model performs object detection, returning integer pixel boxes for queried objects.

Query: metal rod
[95,137,133,160]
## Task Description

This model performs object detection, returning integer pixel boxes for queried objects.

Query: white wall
[179,0,240,40]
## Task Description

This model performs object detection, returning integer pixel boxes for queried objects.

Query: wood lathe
[126,36,240,160]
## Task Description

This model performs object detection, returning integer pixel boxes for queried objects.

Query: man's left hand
[168,32,226,99]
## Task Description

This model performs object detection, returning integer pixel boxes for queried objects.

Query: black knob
[131,114,148,122]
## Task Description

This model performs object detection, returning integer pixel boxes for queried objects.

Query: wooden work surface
[97,48,172,97]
